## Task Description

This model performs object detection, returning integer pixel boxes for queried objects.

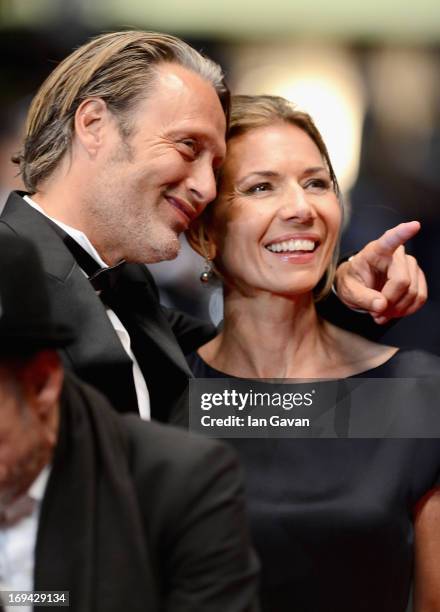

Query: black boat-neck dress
[187,349,440,612]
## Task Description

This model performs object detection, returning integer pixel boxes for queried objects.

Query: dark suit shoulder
[163,307,217,354]
[121,414,238,477]
[120,415,259,612]
[119,415,242,543]
[0,192,76,281]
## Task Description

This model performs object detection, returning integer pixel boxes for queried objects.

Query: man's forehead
[132,66,226,154]
[154,64,199,95]
[145,63,226,121]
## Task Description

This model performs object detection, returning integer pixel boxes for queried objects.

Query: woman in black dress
[187,95,440,612]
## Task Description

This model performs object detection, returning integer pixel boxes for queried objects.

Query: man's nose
[186,160,217,212]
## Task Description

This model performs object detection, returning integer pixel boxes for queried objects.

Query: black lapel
[110,266,193,422]
[115,265,193,378]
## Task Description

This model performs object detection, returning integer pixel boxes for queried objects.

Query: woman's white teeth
[266,239,316,253]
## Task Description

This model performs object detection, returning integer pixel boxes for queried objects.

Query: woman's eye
[246,182,272,194]
[304,178,331,192]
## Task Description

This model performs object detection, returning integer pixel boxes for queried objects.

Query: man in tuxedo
[0,30,427,423]
[0,232,259,611]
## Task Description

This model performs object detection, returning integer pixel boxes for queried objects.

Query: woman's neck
[200,290,325,377]
[198,289,397,379]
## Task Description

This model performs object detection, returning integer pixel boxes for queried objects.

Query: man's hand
[335,222,427,324]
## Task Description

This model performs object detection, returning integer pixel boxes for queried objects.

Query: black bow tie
[40,216,127,306]
[60,234,126,292]
[88,261,126,292]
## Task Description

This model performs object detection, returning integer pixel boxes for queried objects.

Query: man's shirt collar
[23,195,108,269]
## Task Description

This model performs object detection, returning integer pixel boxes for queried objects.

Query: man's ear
[73,97,110,156]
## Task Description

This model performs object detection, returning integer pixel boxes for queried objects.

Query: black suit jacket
[0,192,216,423]
[33,373,259,611]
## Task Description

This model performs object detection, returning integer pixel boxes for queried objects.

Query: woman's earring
[200,258,214,284]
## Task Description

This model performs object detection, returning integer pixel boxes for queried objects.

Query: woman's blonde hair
[187,94,343,301]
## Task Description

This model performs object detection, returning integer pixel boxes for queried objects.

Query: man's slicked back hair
[14,30,229,192]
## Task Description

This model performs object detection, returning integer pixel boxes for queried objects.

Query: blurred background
[1,0,440,350]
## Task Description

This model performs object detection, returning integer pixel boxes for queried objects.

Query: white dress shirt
[23,195,150,419]
[0,467,51,612]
